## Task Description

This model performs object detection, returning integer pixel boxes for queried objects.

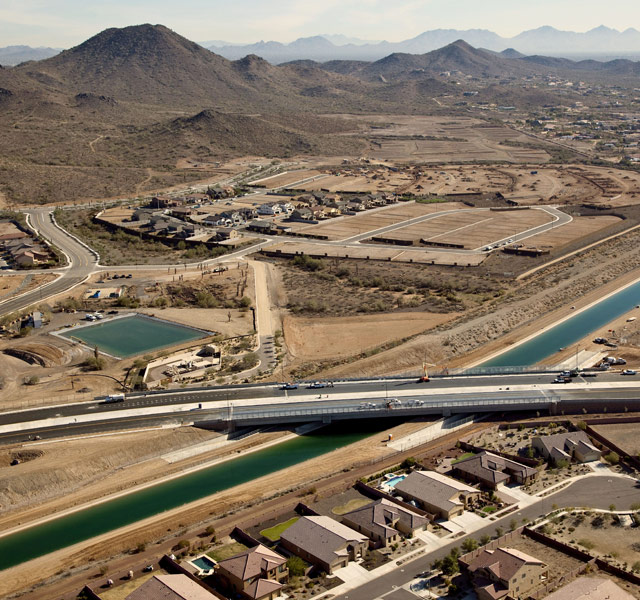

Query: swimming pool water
[386,475,406,487]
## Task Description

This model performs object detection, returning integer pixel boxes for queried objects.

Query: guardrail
[225,395,559,423]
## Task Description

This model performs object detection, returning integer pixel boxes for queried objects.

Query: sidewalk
[313,466,635,600]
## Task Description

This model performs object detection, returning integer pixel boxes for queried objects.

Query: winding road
[0,209,97,316]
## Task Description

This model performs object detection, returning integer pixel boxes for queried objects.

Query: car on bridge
[552,376,571,383]
[280,382,299,390]
[307,381,328,389]
[621,369,637,376]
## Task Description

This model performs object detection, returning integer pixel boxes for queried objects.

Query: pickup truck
[307,381,327,389]
[280,383,298,390]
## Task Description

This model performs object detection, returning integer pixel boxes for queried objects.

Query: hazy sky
[1,0,639,47]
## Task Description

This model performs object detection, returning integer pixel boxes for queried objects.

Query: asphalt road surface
[334,476,640,600]
[0,209,97,316]
[1,372,638,444]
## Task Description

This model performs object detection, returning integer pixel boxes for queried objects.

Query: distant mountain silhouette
[0,45,60,66]
[209,26,640,64]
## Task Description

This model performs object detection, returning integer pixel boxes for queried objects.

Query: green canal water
[482,278,640,367]
[60,315,206,358]
[0,425,378,571]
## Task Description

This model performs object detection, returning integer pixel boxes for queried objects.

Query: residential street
[333,475,640,600]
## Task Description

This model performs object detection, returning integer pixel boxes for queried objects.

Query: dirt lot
[296,201,466,241]
[307,224,640,378]
[343,115,551,163]
[0,273,58,302]
[545,512,640,571]
[266,240,486,266]
[374,207,552,248]
[251,169,322,188]
[590,423,640,457]
[523,215,622,250]
[283,312,455,362]
[138,307,252,338]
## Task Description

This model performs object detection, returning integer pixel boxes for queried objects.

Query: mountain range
[5,26,640,68]
[0,23,638,205]
[207,26,640,64]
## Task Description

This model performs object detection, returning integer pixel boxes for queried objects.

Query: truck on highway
[104,393,125,403]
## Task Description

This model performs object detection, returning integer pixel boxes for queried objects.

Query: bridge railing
[228,395,558,421]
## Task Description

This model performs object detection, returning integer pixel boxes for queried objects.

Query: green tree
[401,457,417,469]
[462,538,478,553]
[287,556,306,577]
[604,451,620,465]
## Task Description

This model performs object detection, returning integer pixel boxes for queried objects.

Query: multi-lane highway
[3,372,640,444]
[0,209,97,316]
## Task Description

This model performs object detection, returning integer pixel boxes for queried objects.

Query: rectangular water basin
[59,314,207,358]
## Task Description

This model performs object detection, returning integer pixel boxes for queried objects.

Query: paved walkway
[316,465,637,600]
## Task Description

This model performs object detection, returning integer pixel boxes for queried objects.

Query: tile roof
[244,578,283,600]
[454,451,537,483]
[343,498,427,539]
[394,470,477,513]
[280,516,366,566]
[217,544,286,581]
[125,574,219,600]
[468,547,544,583]
[534,431,599,457]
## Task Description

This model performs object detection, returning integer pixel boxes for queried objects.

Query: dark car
[280,383,298,390]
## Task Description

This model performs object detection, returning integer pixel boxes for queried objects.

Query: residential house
[541,577,636,600]
[532,431,601,465]
[453,451,538,490]
[394,471,481,520]
[204,214,233,227]
[214,227,239,241]
[149,195,175,209]
[462,547,548,600]
[294,194,315,205]
[131,208,159,225]
[220,211,246,225]
[186,193,210,204]
[238,207,258,221]
[279,515,367,574]
[0,222,28,241]
[14,250,42,266]
[341,498,427,548]
[257,203,281,216]
[247,220,278,234]
[347,199,367,212]
[276,202,294,215]
[125,574,220,600]
[171,206,195,219]
[216,544,288,600]
[290,207,314,221]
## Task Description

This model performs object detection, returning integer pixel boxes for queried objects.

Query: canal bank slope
[317,226,640,377]
[0,419,434,598]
